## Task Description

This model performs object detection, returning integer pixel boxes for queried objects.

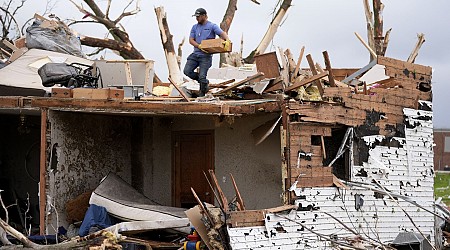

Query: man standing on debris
[184,8,231,97]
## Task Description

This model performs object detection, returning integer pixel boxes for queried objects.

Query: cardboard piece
[185,205,213,250]
[200,38,232,54]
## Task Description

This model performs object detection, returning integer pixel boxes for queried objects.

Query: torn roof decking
[0,96,282,116]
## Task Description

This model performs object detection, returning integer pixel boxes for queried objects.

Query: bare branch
[86,47,105,57]
[407,33,425,63]
[105,0,112,19]
[67,19,98,27]
[114,0,141,24]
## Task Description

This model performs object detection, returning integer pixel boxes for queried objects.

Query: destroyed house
[0,52,435,249]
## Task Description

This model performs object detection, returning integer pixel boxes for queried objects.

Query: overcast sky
[18,0,450,128]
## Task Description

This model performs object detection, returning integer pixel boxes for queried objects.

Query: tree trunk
[373,0,384,56]
[219,0,238,67]
[155,6,183,85]
[80,36,144,59]
[244,0,292,64]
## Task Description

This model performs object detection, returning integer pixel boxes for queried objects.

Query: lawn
[435,172,450,205]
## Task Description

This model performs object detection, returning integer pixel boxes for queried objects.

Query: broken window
[323,126,351,181]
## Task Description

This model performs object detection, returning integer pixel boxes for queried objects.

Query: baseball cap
[193,8,207,17]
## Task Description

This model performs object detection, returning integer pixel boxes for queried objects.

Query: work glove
[222,39,231,51]
[198,44,208,53]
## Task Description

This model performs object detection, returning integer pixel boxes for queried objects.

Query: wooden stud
[208,170,229,211]
[283,48,296,76]
[322,51,336,87]
[291,46,305,82]
[203,171,224,210]
[306,54,324,96]
[124,61,133,86]
[213,72,264,96]
[144,61,152,93]
[208,79,235,88]
[285,71,328,92]
[230,174,245,211]
[168,77,191,102]
[321,136,327,160]
[354,32,377,59]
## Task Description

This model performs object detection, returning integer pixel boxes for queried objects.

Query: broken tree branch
[407,33,425,63]
[69,0,144,60]
[355,32,377,59]
[155,6,183,85]
[244,0,292,63]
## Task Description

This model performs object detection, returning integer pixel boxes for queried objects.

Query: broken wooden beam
[168,77,190,102]
[322,51,336,87]
[291,46,305,82]
[230,173,245,211]
[208,170,229,211]
[354,31,377,59]
[285,71,328,92]
[306,54,324,96]
[213,72,264,96]
[209,79,236,88]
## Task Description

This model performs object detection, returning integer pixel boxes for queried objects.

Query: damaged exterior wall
[46,111,283,232]
[46,111,133,233]
[228,57,435,248]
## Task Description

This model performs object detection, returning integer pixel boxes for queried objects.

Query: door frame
[171,130,215,207]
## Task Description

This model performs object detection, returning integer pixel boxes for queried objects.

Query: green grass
[435,172,450,205]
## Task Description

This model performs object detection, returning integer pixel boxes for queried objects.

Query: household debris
[0,1,442,249]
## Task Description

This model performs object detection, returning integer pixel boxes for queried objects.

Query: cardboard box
[51,87,72,98]
[200,38,232,54]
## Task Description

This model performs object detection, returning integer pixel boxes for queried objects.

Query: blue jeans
[184,53,212,96]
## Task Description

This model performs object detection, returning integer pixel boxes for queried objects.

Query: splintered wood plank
[292,46,305,82]
[265,205,296,213]
[284,48,296,75]
[377,56,432,76]
[208,170,229,211]
[306,54,324,95]
[213,72,264,95]
[254,52,280,78]
[209,79,235,88]
[168,77,191,102]
[228,210,265,228]
[322,51,336,87]
[230,174,245,211]
[285,71,328,92]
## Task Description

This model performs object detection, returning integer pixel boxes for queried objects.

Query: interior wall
[47,111,133,232]
[0,114,41,229]
[149,113,283,209]
[215,114,283,209]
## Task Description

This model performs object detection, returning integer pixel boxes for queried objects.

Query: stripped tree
[68,0,143,59]
[155,6,183,85]
[244,0,292,64]
[363,0,391,59]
